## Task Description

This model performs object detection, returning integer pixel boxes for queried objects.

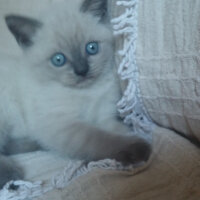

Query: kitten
[0,0,151,188]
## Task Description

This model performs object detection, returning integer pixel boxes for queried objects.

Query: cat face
[5,0,114,87]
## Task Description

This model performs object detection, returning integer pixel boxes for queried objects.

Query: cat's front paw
[115,140,152,165]
[0,157,24,189]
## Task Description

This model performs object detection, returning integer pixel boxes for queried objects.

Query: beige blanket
[0,0,199,199]
[37,126,200,200]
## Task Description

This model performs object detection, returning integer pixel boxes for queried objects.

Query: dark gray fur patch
[5,15,42,48]
[0,155,24,189]
[2,137,42,155]
[115,141,152,165]
[81,0,108,22]
[70,45,89,76]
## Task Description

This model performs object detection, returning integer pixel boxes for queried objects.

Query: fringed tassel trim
[112,0,154,136]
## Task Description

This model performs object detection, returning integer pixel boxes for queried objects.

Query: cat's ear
[81,0,108,22]
[5,15,42,49]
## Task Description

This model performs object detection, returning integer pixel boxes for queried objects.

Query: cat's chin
[77,75,96,86]
[61,73,100,88]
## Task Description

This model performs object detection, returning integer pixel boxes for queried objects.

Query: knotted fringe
[112,0,154,138]
[0,159,150,200]
[0,1,153,199]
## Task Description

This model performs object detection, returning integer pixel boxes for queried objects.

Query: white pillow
[135,0,200,141]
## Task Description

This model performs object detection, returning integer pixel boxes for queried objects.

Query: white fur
[0,0,150,188]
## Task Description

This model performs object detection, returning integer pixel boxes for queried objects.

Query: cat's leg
[0,154,24,189]
[3,137,42,155]
[37,122,151,165]
[0,126,25,188]
[0,138,41,188]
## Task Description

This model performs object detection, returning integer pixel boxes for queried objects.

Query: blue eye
[86,42,99,55]
[51,53,66,67]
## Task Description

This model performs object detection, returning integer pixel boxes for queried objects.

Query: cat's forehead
[44,7,106,37]
[31,0,112,59]
[43,0,96,28]
[37,3,112,50]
